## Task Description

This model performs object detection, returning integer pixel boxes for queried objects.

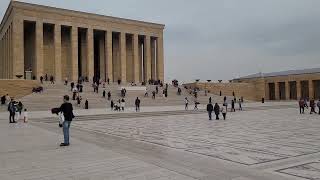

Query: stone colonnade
[0,18,164,83]
[266,79,320,100]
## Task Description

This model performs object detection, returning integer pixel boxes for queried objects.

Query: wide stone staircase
[1,81,229,112]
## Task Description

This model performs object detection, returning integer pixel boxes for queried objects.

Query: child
[23,109,28,123]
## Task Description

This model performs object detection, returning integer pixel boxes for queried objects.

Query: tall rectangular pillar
[105,31,113,82]
[133,34,139,83]
[54,24,62,81]
[36,21,43,79]
[12,16,24,79]
[297,81,301,100]
[151,37,156,80]
[309,80,314,99]
[144,35,151,82]
[120,32,126,82]
[285,81,290,100]
[275,82,280,100]
[87,28,94,81]
[71,26,78,81]
[156,36,164,82]
[99,35,105,81]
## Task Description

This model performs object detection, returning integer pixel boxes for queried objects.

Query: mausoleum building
[0,1,165,82]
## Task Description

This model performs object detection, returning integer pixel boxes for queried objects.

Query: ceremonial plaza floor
[0,102,319,180]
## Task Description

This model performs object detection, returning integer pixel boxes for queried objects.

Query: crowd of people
[298,98,320,114]
[4,76,320,148]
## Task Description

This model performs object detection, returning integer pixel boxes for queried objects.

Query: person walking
[23,108,28,123]
[185,97,189,110]
[111,100,114,111]
[59,95,75,147]
[310,99,316,114]
[85,99,89,109]
[1,95,5,105]
[231,100,236,112]
[17,101,23,121]
[238,99,243,111]
[214,103,220,120]
[102,90,106,98]
[206,101,213,120]
[221,105,227,120]
[70,82,75,92]
[40,76,44,84]
[299,98,305,114]
[76,96,82,107]
[194,100,199,110]
[121,99,125,111]
[107,91,111,101]
[152,91,156,99]
[317,99,320,115]
[135,97,141,112]
[8,99,17,123]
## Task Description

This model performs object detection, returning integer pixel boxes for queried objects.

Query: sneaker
[60,143,70,147]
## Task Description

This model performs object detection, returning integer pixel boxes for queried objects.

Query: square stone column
[144,35,151,82]
[99,35,105,81]
[12,16,24,79]
[156,36,164,82]
[285,81,290,100]
[275,82,280,100]
[151,38,156,80]
[54,24,62,81]
[105,31,113,82]
[36,21,44,79]
[296,81,301,100]
[309,80,314,99]
[120,32,127,82]
[87,28,94,81]
[71,26,79,81]
[133,34,139,83]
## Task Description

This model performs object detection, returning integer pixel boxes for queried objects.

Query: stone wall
[184,82,265,101]
[0,80,40,99]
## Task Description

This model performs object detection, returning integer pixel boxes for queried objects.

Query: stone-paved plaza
[0,103,320,179]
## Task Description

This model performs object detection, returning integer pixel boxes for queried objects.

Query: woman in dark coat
[214,103,220,120]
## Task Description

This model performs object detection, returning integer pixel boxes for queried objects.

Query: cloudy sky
[1,0,320,82]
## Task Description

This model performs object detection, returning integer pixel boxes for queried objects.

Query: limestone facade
[0,1,165,82]
[185,69,320,101]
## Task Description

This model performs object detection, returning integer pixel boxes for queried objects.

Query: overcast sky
[1,0,320,82]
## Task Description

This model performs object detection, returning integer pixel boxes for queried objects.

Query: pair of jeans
[63,121,71,144]
[208,111,212,120]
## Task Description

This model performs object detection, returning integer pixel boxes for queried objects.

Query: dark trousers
[208,111,212,120]
[9,112,15,123]
[300,106,304,114]
[136,105,140,112]
[222,113,226,120]
[215,113,219,120]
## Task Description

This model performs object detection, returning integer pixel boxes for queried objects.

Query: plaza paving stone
[0,102,319,179]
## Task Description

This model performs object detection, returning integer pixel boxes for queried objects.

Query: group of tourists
[2,94,28,123]
[299,98,320,114]
[40,74,55,84]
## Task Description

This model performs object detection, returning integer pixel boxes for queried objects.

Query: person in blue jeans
[59,95,75,147]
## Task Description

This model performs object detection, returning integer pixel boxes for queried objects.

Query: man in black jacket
[59,95,74,146]
[207,102,213,120]
[135,97,141,112]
